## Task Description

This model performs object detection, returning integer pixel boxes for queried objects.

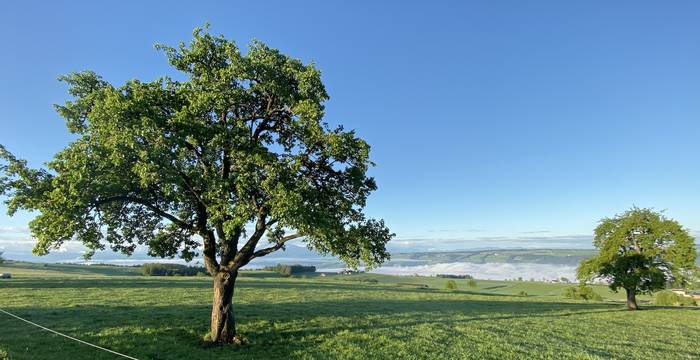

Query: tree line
[262,264,317,276]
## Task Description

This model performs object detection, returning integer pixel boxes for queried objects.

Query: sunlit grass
[0,262,698,359]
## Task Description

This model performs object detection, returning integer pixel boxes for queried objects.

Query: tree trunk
[209,270,238,343]
[625,288,638,310]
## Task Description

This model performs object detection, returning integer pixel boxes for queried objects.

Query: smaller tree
[467,279,477,288]
[563,285,602,301]
[577,208,697,310]
[653,290,696,307]
[0,251,4,264]
[445,280,457,290]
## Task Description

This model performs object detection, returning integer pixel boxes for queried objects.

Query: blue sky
[1,1,700,260]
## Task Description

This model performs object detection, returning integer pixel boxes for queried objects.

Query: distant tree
[563,285,602,301]
[577,208,697,310]
[467,279,477,288]
[0,26,393,343]
[263,264,316,276]
[445,280,458,290]
[436,274,472,279]
[141,263,207,276]
[0,251,4,264]
[653,290,697,307]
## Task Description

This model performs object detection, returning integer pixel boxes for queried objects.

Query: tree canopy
[577,207,697,309]
[0,27,393,272]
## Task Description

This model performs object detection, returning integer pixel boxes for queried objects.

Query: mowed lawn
[0,263,699,359]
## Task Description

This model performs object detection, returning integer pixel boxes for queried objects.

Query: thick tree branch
[220,225,242,266]
[251,233,303,259]
[183,141,210,174]
[201,229,220,274]
[230,213,267,269]
[94,195,193,230]
[195,203,220,274]
[177,170,206,207]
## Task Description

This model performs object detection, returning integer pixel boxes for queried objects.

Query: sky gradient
[1,1,699,261]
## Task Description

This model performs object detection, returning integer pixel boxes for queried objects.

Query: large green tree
[0,27,393,343]
[577,208,697,310]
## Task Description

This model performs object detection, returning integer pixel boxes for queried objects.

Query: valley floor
[0,262,699,359]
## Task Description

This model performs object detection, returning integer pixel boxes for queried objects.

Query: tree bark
[210,270,238,343]
[625,288,638,310]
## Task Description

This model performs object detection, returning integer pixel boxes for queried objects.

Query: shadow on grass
[0,277,527,299]
[1,298,622,346]
[3,286,699,360]
[0,277,422,292]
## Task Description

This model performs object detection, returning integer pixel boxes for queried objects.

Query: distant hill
[389,249,596,266]
[4,244,698,267]
[389,248,700,266]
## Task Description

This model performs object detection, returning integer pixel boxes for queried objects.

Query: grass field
[1,261,699,359]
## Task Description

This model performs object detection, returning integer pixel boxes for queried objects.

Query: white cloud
[0,226,31,234]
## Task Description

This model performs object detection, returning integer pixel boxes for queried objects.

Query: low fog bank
[321,262,578,281]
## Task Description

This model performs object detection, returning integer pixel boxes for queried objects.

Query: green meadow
[0,261,699,360]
